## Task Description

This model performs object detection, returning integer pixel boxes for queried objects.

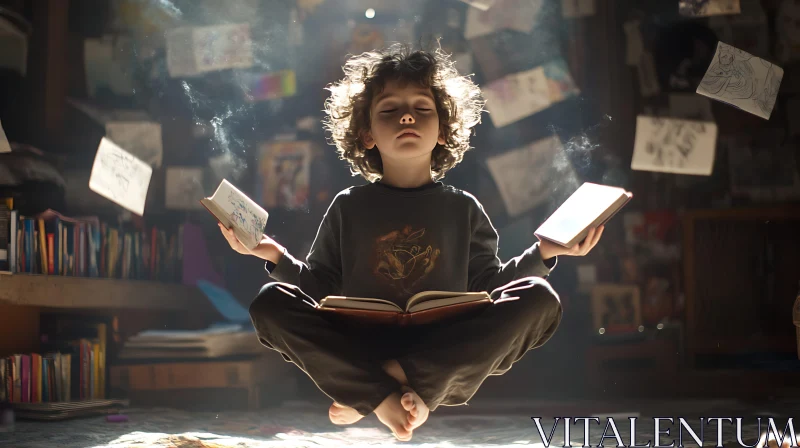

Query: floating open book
[200,179,268,250]
[535,182,633,248]
[318,291,492,326]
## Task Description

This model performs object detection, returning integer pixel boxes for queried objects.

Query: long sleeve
[267,204,342,302]
[468,204,557,293]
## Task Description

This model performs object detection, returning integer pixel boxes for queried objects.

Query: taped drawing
[631,116,718,176]
[697,42,783,119]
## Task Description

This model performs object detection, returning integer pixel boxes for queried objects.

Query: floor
[2,397,798,448]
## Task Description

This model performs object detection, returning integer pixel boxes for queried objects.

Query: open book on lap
[318,291,492,326]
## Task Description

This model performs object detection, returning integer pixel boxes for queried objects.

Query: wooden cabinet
[682,206,800,366]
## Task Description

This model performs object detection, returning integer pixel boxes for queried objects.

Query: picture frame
[590,284,643,334]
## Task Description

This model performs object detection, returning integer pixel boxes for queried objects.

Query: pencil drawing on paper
[99,151,142,199]
[227,190,266,245]
[644,118,708,169]
[697,42,783,119]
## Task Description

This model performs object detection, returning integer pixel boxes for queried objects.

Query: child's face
[362,80,446,161]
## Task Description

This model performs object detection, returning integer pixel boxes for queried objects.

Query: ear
[362,131,376,149]
[437,129,446,146]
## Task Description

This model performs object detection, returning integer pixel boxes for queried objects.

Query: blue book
[41,357,49,403]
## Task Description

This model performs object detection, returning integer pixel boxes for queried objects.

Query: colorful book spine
[20,354,30,403]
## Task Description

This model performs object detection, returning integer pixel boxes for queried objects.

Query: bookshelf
[0,274,207,310]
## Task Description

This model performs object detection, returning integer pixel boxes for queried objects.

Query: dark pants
[248,276,562,416]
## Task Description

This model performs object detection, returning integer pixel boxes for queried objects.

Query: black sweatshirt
[268,181,557,307]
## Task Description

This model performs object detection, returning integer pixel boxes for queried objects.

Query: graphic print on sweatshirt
[372,225,441,296]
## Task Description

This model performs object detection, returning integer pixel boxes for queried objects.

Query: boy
[220,45,604,441]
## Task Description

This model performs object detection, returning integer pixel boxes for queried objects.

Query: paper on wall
[623,20,644,66]
[0,119,11,153]
[0,16,28,76]
[679,0,741,17]
[88,138,153,216]
[776,0,800,64]
[166,23,253,78]
[631,116,718,176]
[105,122,163,168]
[486,135,570,216]
[696,41,783,120]
[464,0,543,40]
[562,0,595,18]
[483,59,580,128]
[165,167,205,210]
[636,51,661,97]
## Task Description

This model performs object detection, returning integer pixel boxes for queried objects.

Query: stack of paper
[118,324,261,360]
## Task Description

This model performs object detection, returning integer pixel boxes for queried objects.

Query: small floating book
[535,182,633,248]
[200,179,268,250]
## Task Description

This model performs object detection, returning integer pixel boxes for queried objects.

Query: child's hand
[218,223,254,256]
[538,226,604,260]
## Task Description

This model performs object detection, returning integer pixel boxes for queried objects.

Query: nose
[400,113,415,124]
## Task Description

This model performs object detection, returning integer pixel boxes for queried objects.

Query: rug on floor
[1,400,796,448]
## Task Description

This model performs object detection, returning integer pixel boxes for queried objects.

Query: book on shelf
[1,208,183,281]
[534,182,633,248]
[318,291,493,326]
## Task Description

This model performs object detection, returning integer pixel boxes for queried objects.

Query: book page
[319,297,402,312]
[105,121,163,168]
[631,116,718,175]
[535,183,627,247]
[0,119,10,153]
[406,291,490,312]
[193,23,253,74]
[697,41,783,119]
[679,0,740,17]
[208,179,268,250]
[88,138,153,216]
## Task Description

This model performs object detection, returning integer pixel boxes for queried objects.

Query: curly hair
[322,44,485,182]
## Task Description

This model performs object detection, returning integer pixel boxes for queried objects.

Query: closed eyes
[379,108,433,114]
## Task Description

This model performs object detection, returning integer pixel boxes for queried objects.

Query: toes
[394,428,412,441]
[401,392,415,411]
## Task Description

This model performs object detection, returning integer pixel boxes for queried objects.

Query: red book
[30,353,41,402]
[47,233,55,274]
[20,354,30,403]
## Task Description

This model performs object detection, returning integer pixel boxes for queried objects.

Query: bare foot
[327,359,413,428]
[328,402,364,425]
[400,386,430,431]
[374,391,413,441]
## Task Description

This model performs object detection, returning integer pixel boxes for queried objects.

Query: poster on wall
[257,140,312,210]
